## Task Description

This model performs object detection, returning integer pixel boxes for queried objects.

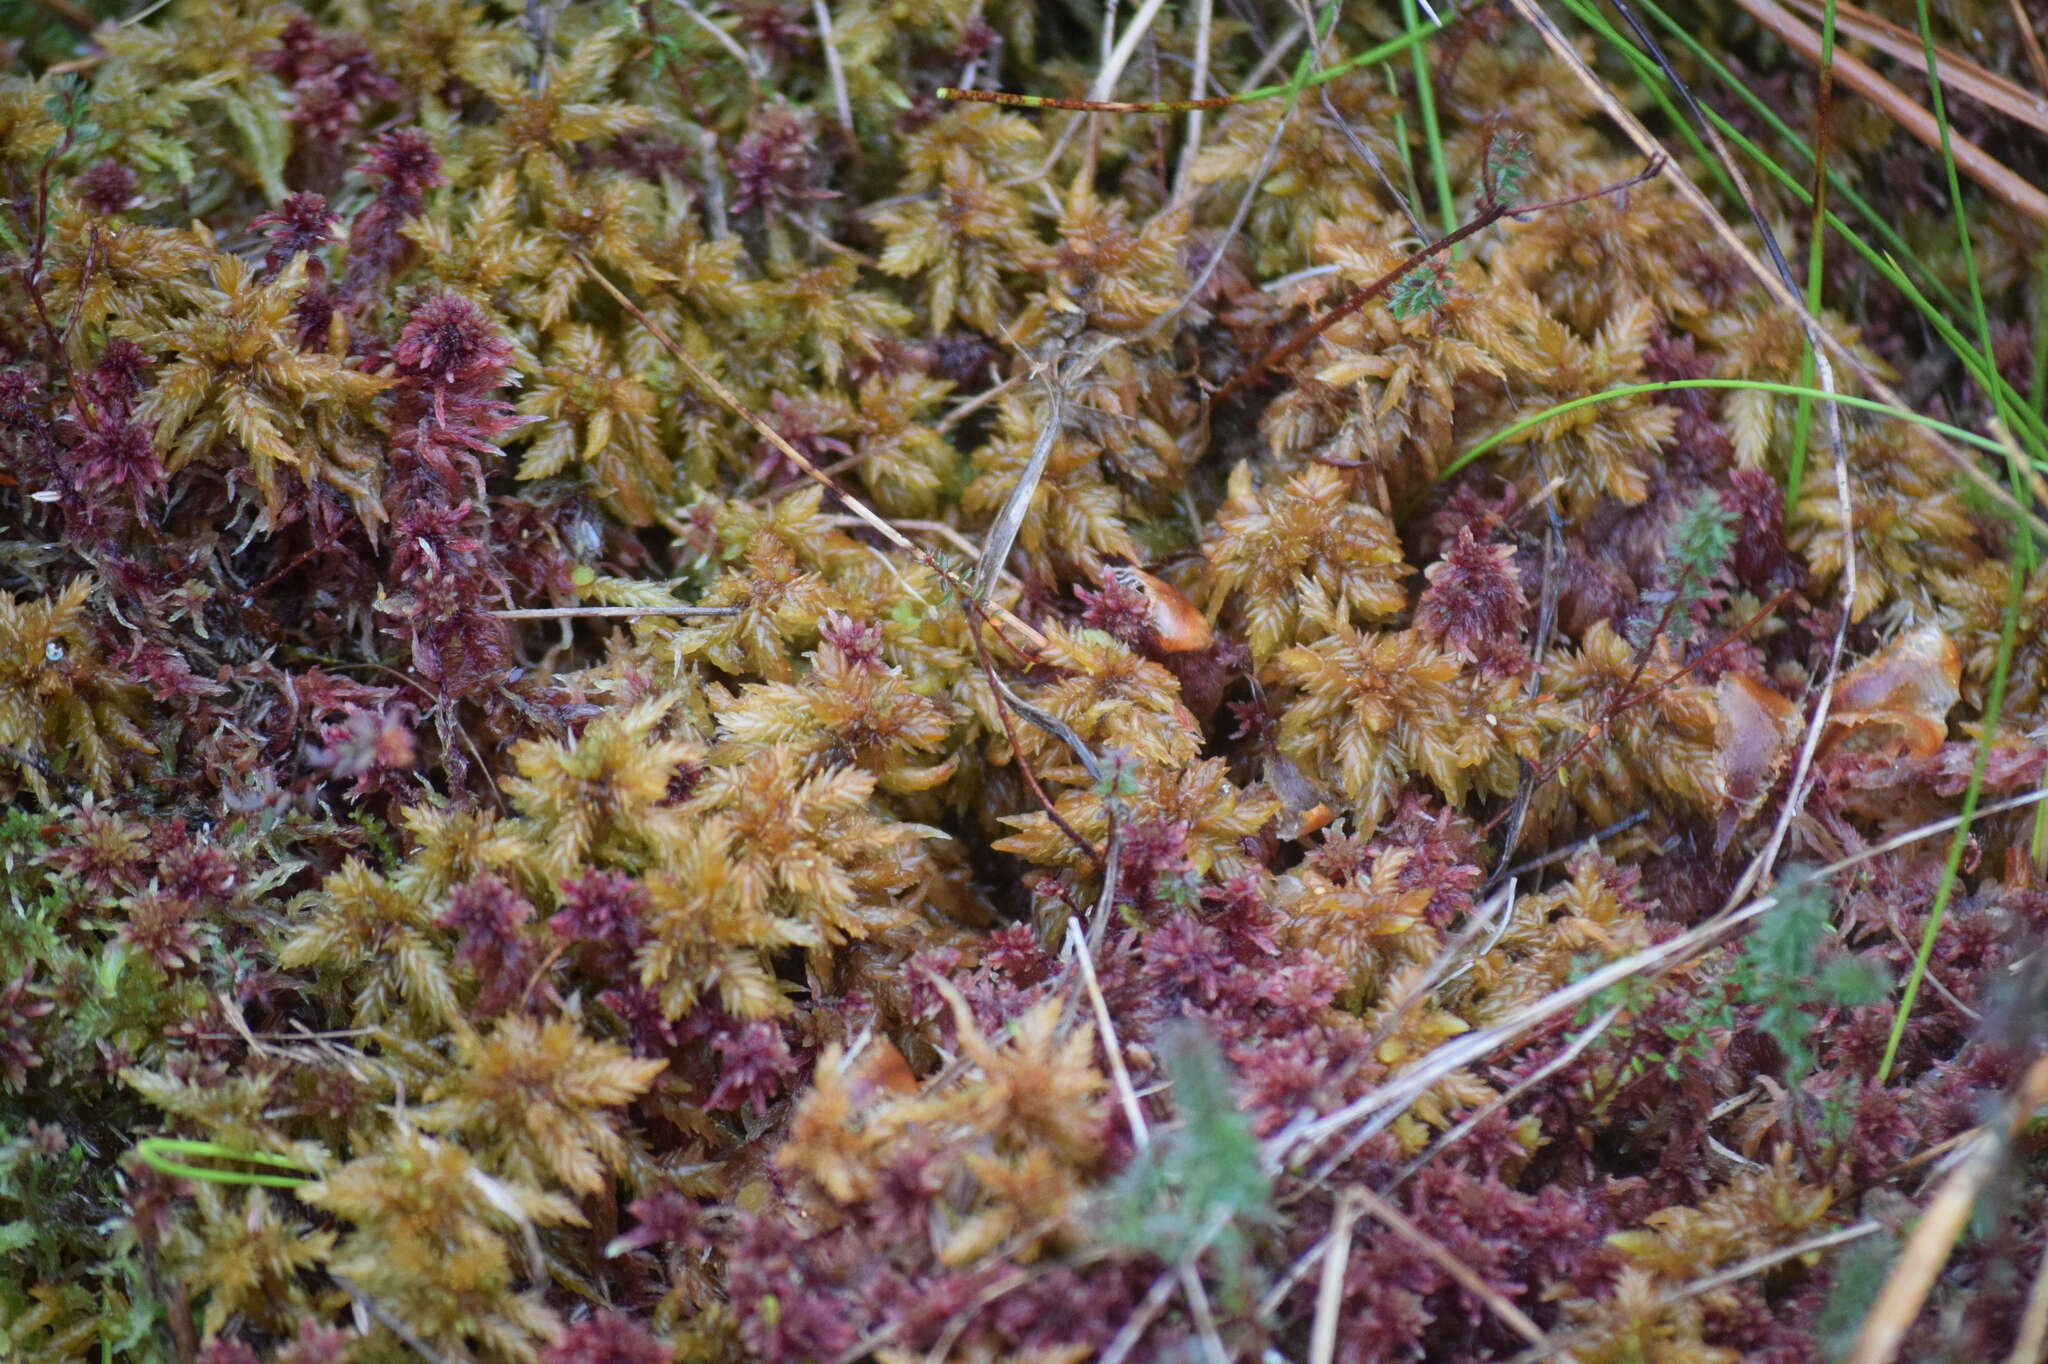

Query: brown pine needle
[1351,1186,1550,1348]
[2009,0,2048,97]
[1776,0,2048,135]
[1730,0,2048,222]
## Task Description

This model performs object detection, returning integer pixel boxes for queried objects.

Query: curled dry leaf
[1103,564,1214,653]
[1264,750,1339,841]
[1715,672,1801,826]
[1823,625,1962,759]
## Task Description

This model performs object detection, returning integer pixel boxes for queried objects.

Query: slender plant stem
[1440,378,2021,485]
[1875,549,2025,1084]
[1784,0,1838,506]
[1401,0,1458,243]
[1555,0,2048,461]
[1913,0,2037,568]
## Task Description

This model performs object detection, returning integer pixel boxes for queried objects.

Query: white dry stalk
[491,604,739,619]
[661,0,765,84]
[1066,916,1152,1149]
[810,0,853,138]
[1174,0,1215,198]
[1507,1220,1885,1363]
[973,384,1066,594]
[1179,1262,1231,1364]
[1309,1191,1361,1364]
[1386,1003,1623,1191]
[1274,788,2048,1176]
[1094,0,1173,103]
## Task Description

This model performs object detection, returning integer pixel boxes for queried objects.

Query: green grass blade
[1437,378,2016,487]
[1401,0,1458,243]
[1912,0,2036,567]
[133,1137,316,1188]
[1875,548,2024,1083]
[1552,0,2048,469]
[1784,0,1839,506]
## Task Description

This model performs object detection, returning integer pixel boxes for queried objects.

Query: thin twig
[826,514,1013,581]
[1066,917,1150,1149]
[1501,812,1652,879]
[1478,588,1792,840]
[2008,0,2048,96]
[809,0,854,139]
[937,371,1022,433]
[1174,0,1215,198]
[1848,1052,2048,1364]
[1206,158,1665,412]
[1353,1186,1550,1348]
[1205,206,1507,411]
[1309,1191,1361,1364]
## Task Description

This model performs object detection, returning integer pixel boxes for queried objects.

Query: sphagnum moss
[1,0,2044,1360]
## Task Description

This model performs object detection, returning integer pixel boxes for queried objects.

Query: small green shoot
[1731,869,1888,1086]
[1634,489,1736,645]
[1389,259,1451,320]
[1484,130,1536,206]
[1106,1025,1273,1304]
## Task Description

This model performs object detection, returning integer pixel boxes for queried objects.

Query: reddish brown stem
[1208,156,1666,413]
[1206,207,1506,413]
[963,606,1105,869]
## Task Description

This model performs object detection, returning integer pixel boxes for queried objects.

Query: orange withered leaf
[1824,624,1961,758]
[1714,672,1800,814]
[1103,564,1214,653]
